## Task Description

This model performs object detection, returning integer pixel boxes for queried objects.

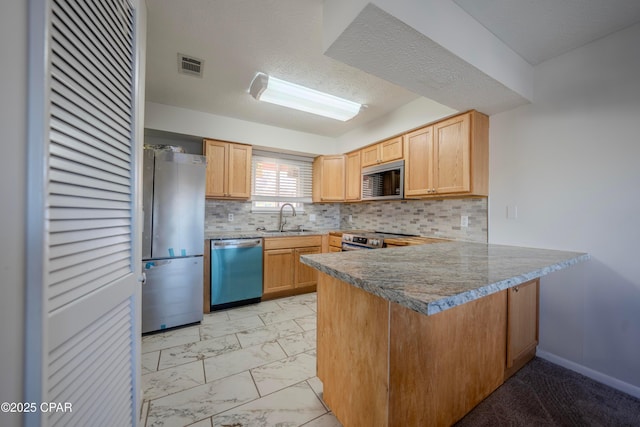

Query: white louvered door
[26,0,141,426]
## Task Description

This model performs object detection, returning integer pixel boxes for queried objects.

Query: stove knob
[344,235,351,242]
[371,239,379,246]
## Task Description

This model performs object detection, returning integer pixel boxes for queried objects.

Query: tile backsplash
[205,201,341,233]
[340,198,487,242]
[205,198,487,243]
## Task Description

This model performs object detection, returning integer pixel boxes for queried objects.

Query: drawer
[264,235,323,250]
[383,237,450,246]
[328,235,342,248]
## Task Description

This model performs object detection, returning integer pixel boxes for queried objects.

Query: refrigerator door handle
[138,272,147,285]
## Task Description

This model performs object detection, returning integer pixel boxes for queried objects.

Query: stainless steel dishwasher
[210,238,263,310]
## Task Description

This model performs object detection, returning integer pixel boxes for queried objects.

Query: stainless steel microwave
[361,160,404,200]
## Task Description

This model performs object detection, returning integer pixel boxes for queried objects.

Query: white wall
[335,97,456,152]
[489,23,640,396]
[0,1,26,426]
[145,102,337,155]
[146,97,456,157]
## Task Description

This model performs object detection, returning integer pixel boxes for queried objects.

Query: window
[251,150,313,212]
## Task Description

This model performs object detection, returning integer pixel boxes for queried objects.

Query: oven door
[341,242,375,251]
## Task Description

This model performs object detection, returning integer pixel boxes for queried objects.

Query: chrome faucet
[278,203,297,232]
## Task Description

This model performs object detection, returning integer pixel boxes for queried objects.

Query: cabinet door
[434,113,471,194]
[227,143,252,198]
[345,151,361,201]
[361,145,380,167]
[319,155,345,201]
[263,249,294,295]
[404,126,434,197]
[380,136,403,163]
[295,246,321,288]
[204,140,228,198]
[507,279,539,369]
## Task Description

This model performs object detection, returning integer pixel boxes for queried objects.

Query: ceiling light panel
[249,73,362,121]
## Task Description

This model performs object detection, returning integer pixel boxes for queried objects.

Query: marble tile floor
[140,292,342,427]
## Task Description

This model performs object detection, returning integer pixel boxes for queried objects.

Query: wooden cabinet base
[263,236,322,300]
[318,272,512,427]
[504,346,537,381]
[318,275,389,427]
[505,279,539,380]
[389,293,506,427]
[260,285,316,301]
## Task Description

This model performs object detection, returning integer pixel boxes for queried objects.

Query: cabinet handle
[513,287,519,292]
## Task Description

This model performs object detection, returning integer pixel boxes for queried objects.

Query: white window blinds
[251,150,313,210]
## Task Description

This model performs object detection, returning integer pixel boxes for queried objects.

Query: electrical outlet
[309,214,316,222]
[228,213,234,222]
[348,214,353,223]
[507,205,518,220]
[460,215,469,228]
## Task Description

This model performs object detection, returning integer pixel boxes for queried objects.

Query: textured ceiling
[145,0,640,137]
[324,3,531,116]
[144,0,422,137]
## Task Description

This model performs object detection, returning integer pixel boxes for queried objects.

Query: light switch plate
[460,215,469,227]
[309,214,316,222]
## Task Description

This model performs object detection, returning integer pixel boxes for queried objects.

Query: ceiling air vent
[177,53,204,77]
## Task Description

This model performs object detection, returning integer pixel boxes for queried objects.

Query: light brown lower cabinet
[328,235,342,252]
[505,278,540,379]
[317,273,540,427]
[263,248,295,295]
[294,247,321,288]
[263,236,322,299]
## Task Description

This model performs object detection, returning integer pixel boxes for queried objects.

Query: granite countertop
[383,236,450,246]
[300,241,590,316]
[205,229,334,240]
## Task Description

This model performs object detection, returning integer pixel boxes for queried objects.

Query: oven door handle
[341,242,373,251]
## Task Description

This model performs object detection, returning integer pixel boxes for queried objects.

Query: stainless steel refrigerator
[142,146,206,333]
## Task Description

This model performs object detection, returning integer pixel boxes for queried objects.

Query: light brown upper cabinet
[361,136,403,167]
[404,125,434,197]
[345,151,361,201]
[404,111,489,198]
[313,155,345,202]
[203,139,252,199]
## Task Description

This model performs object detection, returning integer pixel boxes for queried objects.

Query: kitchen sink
[260,229,318,235]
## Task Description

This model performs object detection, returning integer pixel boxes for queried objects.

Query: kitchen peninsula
[301,241,589,427]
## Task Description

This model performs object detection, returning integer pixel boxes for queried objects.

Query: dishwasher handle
[211,239,263,249]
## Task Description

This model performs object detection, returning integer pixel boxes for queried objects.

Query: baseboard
[536,349,640,399]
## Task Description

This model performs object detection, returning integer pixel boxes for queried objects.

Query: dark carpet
[455,357,640,426]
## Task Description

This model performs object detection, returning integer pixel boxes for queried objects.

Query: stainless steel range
[341,232,417,251]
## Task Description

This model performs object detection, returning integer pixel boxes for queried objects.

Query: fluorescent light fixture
[249,72,362,121]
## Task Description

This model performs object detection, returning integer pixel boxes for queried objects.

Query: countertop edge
[301,247,590,316]
[424,252,590,315]
[205,229,333,240]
